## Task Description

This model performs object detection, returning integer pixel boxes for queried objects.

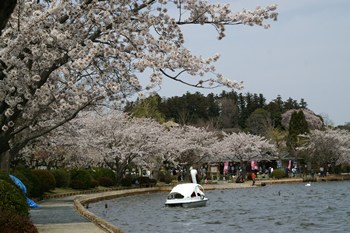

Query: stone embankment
[74,188,159,233]
[255,174,350,186]
[255,178,303,186]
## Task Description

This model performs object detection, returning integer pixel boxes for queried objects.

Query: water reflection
[89,181,350,233]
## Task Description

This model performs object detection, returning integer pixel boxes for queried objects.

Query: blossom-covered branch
[0,0,278,171]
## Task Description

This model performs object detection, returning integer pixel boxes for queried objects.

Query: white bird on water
[305,182,311,186]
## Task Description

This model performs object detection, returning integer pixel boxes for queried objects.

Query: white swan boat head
[165,183,208,208]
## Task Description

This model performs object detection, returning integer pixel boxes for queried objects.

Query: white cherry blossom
[0,0,278,170]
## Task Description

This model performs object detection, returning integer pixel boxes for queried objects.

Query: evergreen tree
[219,90,238,101]
[132,91,312,133]
[184,92,208,124]
[284,97,299,110]
[237,93,246,113]
[245,108,273,137]
[245,92,254,114]
[265,102,283,129]
[237,93,250,129]
[130,95,166,124]
[163,97,178,121]
[220,97,239,128]
[289,110,310,143]
[207,93,220,118]
[158,96,171,120]
[273,95,284,111]
[297,110,310,134]
[252,93,259,110]
[258,93,267,109]
[287,110,310,168]
[300,98,308,109]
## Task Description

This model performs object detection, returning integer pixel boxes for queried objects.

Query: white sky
[137,0,350,126]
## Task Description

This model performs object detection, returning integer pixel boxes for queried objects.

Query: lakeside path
[30,195,105,233]
[29,180,299,233]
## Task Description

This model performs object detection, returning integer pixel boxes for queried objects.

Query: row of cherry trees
[0,0,280,171]
[297,128,350,173]
[19,110,276,181]
[17,110,350,182]
[213,132,275,178]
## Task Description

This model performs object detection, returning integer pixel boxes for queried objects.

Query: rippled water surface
[89,181,350,232]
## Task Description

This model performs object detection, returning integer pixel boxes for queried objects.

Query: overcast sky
[137,0,350,126]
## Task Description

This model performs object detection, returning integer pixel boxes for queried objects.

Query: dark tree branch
[0,0,17,36]
[9,97,103,157]
[159,68,220,89]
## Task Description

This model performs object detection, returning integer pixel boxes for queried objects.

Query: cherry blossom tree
[169,125,219,179]
[281,109,323,130]
[17,135,66,170]
[69,111,176,183]
[18,121,94,170]
[0,0,279,171]
[217,132,275,179]
[18,110,224,181]
[297,128,350,174]
[267,128,288,160]
[74,113,222,181]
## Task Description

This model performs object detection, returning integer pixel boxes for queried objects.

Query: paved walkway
[30,196,105,233]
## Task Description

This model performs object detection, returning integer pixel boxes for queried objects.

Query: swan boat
[165,183,208,207]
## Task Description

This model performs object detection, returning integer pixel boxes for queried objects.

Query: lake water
[89,181,350,232]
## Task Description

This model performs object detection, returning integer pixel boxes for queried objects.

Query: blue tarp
[9,174,40,208]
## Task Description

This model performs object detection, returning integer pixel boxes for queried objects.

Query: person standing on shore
[320,167,324,177]
[201,166,206,177]
[252,172,256,186]
[146,168,151,178]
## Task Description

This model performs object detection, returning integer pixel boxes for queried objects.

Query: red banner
[224,161,229,172]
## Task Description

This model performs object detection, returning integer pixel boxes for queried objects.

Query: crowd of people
[167,162,331,185]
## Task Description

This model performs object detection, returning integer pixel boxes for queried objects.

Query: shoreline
[31,175,350,233]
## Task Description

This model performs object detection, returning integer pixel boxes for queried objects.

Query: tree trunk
[323,162,327,177]
[115,168,124,185]
[0,150,11,173]
[150,162,162,181]
[241,162,247,180]
[46,161,53,171]
[182,165,191,182]
[296,160,300,177]
[152,169,159,181]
